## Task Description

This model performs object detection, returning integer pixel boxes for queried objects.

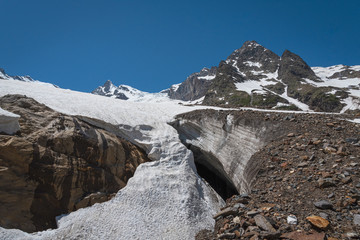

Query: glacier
[0,79,224,240]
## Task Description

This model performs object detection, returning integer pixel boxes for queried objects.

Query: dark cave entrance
[189,145,239,200]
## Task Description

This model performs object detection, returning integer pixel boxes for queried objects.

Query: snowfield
[0,79,224,240]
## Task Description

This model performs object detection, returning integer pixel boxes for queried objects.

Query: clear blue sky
[0,0,359,92]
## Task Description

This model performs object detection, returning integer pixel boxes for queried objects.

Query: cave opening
[189,145,239,201]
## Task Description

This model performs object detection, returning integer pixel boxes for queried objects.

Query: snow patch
[244,61,262,68]
[348,118,360,124]
[304,77,360,89]
[198,75,216,80]
[0,107,20,134]
[340,97,360,113]
[170,83,181,91]
[235,78,276,95]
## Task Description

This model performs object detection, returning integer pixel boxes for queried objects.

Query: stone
[318,178,336,188]
[233,203,247,209]
[213,207,238,219]
[234,230,242,238]
[354,214,360,225]
[280,162,288,168]
[341,176,352,184]
[218,232,235,239]
[281,231,326,240]
[306,216,330,229]
[247,210,261,217]
[314,200,333,209]
[344,232,359,238]
[240,193,250,198]
[298,162,308,167]
[259,231,281,239]
[319,212,329,220]
[345,138,359,144]
[235,197,249,204]
[233,216,241,224]
[254,214,276,232]
[324,146,337,153]
[287,215,297,225]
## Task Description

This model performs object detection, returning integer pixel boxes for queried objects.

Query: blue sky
[0,0,359,92]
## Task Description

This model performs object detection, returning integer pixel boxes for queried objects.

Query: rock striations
[0,94,149,232]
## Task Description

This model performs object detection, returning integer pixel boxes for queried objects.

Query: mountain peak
[0,67,36,82]
[242,40,262,49]
[228,40,277,62]
[281,49,300,59]
[103,79,114,87]
[278,49,318,82]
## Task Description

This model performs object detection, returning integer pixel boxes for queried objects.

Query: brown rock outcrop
[0,94,150,232]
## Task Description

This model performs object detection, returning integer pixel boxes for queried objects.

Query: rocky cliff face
[165,67,217,101]
[0,94,149,232]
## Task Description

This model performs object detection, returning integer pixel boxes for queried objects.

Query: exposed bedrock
[0,95,150,232]
[171,109,287,194]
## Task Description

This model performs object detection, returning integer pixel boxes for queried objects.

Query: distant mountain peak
[92,81,170,102]
[0,67,36,82]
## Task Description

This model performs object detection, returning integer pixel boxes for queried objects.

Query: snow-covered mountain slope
[201,41,360,112]
[309,65,360,112]
[92,80,173,102]
[0,79,224,240]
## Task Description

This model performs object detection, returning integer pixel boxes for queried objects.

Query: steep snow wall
[172,110,287,193]
[0,81,224,239]
[0,107,20,134]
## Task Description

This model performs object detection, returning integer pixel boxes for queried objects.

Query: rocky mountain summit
[92,41,360,113]
[0,94,149,232]
[187,41,360,113]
